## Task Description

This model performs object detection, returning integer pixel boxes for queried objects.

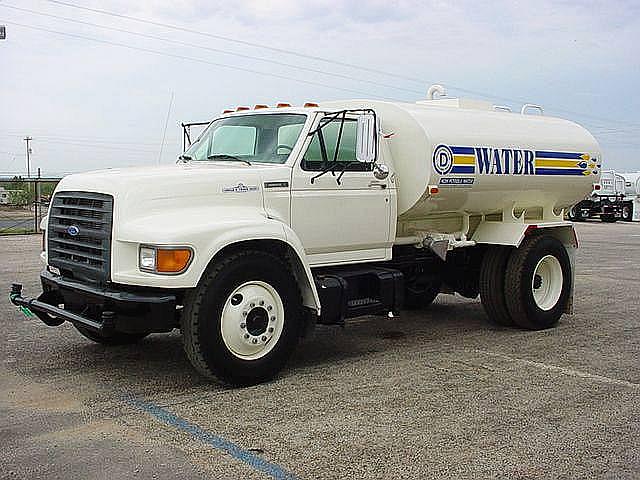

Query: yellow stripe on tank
[453,154,475,166]
[535,159,583,168]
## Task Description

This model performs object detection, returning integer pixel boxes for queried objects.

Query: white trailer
[12,87,600,385]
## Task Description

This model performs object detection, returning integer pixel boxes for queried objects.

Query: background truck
[567,170,625,222]
[621,172,640,222]
[11,86,600,385]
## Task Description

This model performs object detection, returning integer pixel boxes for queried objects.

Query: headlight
[139,245,193,274]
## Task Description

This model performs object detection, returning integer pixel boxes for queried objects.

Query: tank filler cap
[427,84,447,100]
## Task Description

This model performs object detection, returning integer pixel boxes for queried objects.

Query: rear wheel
[479,246,514,326]
[181,250,304,386]
[74,325,149,345]
[505,235,571,330]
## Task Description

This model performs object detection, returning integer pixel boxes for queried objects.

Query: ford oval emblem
[66,225,80,236]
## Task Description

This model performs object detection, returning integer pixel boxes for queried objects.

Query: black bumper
[10,271,178,334]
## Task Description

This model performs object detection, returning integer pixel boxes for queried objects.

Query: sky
[1,0,639,176]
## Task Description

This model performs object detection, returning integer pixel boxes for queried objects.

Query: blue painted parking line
[125,396,299,480]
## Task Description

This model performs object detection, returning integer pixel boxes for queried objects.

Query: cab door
[290,113,392,266]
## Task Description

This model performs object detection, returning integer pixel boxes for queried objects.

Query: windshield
[182,113,307,164]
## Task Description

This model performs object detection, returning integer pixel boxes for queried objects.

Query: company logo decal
[433,144,601,179]
[66,225,80,236]
[222,182,259,193]
[432,144,454,175]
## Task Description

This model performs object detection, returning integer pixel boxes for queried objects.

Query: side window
[302,118,371,171]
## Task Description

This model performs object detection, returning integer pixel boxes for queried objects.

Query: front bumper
[10,270,178,334]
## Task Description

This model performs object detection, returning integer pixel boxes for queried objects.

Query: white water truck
[568,170,625,222]
[621,172,640,221]
[11,86,600,385]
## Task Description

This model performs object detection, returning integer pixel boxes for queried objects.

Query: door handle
[368,181,387,189]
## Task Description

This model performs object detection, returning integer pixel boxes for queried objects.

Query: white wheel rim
[220,281,285,360]
[531,255,563,311]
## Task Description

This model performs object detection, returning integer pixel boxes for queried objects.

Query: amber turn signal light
[156,249,192,273]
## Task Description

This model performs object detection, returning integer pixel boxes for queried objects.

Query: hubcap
[531,255,563,311]
[220,281,284,360]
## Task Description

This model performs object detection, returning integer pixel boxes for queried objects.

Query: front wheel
[504,235,572,330]
[622,204,633,222]
[181,250,304,386]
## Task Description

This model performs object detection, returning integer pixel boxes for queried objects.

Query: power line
[0,132,178,146]
[44,0,426,86]
[0,4,426,97]
[41,0,640,128]
[2,20,404,101]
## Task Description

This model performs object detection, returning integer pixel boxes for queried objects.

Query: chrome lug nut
[244,333,249,339]
[266,305,273,311]
[240,323,246,329]
[259,300,264,306]
[268,327,274,333]
[250,302,255,308]
[270,316,276,322]
[252,338,258,344]
[261,336,267,342]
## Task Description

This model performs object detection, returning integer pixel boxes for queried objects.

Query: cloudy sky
[1,0,639,176]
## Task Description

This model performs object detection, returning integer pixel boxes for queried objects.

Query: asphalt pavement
[1,221,639,479]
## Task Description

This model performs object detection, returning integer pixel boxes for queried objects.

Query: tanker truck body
[11,90,601,385]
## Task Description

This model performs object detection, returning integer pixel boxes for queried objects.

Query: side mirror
[356,114,376,163]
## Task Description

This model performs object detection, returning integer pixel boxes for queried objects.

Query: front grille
[48,191,113,284]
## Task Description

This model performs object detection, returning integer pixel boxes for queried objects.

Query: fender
[112,208,321,314]
[472,221,577,248]
[199,222,321,314]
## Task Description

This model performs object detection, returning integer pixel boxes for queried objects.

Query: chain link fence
[0,177,62,235]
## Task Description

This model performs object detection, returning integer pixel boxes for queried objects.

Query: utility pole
[24,136,32,178]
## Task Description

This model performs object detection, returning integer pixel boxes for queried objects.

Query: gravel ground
[1,222,639,479]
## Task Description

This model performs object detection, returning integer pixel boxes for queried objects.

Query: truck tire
[181,250,303,386]
[567,206,584,222]
[74,325,150,345]
[505,235,571,330]
[622,203,633,222]
[479,246,514,326]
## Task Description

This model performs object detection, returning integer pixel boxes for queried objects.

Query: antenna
[157,91,174,165]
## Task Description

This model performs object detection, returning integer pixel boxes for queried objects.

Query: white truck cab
[11,88,600,385]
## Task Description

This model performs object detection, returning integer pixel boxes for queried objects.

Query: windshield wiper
[207,154,252,166]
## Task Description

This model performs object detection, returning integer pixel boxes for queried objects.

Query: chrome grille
[48,191,113,284]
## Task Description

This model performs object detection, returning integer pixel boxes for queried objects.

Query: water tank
[322,98,601,220]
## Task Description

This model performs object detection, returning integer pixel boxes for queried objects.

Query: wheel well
[207,239,319,314]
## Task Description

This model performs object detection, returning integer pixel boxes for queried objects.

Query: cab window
[301,117,371,171]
